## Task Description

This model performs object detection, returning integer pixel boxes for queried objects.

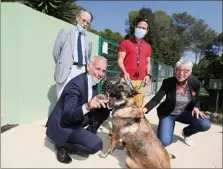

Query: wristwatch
[146,74,152,79]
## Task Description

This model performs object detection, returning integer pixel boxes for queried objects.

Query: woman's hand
[192,107,207,119]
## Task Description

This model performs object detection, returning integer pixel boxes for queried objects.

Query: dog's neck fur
[112,98,142,127]
[113,99,128,109]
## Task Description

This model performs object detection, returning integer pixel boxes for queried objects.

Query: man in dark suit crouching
[46,56,111,164]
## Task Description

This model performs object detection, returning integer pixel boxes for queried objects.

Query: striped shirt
[171,86,192,115]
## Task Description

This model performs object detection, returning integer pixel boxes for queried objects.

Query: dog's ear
[118,85,124,91]
[113,84,125,93]
[102,77,121,93]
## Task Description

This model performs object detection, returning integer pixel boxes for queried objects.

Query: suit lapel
[92,85,98,97]
[84,73,98,102]
[83,73,89,103]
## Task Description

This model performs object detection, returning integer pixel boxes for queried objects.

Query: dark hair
[136,18,149,26]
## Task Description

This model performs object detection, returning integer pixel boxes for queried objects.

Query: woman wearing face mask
[144,60,211,147]
[118,18,152,107]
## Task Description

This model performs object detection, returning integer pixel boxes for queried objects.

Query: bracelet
[146,74,152,79]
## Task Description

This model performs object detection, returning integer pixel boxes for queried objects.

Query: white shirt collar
[87,73,97,87]
[75,26,86,35]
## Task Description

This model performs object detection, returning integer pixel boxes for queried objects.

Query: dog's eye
[118,85,124,91]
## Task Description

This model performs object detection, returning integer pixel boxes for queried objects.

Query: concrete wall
[1,3,99,125]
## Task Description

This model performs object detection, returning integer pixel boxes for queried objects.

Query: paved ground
[1,96,222,168]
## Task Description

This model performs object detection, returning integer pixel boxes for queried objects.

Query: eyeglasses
[176,69,191,73]
[79,16,91,26]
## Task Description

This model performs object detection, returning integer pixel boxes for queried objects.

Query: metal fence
[97,36,174,95]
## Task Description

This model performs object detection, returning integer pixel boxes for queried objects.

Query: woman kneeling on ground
[144,60,211,147]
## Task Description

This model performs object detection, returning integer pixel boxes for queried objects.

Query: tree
[88,28,124,44]
[171,12,196,55]
[100,29,124,44]
[194,32,223,111]
[185,19,217,63]
[20,0,83,24]
[193,32,222,80]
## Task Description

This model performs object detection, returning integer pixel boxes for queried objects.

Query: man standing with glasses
[53,9,93,99]
[118,18,152,107]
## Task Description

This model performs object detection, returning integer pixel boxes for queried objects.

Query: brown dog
[99,79,175,168]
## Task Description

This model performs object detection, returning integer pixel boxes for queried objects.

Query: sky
[76,1,222,62]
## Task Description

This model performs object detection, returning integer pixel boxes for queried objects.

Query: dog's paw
[117,144,125,150]
[117,140,126,150]
[142,108,147,113]
[98,151,108,158]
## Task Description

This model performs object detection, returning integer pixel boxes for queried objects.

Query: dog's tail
[168,153,176,159]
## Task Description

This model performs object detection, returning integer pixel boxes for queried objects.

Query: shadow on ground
[97,121,185,168]
[97,131,127,168]
[47,84,57,118]
[43,114,185,167]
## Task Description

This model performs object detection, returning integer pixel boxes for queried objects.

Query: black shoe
[68,149,89,158]
[56,146,72,164]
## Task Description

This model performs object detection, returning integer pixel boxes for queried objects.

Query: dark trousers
[157,111,211,147]
[64,108,110,154]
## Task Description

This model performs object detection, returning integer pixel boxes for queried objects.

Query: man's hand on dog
[85,94,109,110]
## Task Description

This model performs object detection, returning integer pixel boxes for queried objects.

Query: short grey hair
[89,56,107,64]
[175,60,193,70]
[77,9,93,22]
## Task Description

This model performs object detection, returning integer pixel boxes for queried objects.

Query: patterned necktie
[77,32,83,66]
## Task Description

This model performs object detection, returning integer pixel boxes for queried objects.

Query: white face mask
[134,28,147,39]
[77,24,86,34]
[88,65,100,85]
[92,77,99,85]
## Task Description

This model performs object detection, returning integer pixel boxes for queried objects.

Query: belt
[73,62,86,67]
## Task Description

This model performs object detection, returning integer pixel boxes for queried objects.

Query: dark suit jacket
[46,73,98,147]
[144,75,201,118]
